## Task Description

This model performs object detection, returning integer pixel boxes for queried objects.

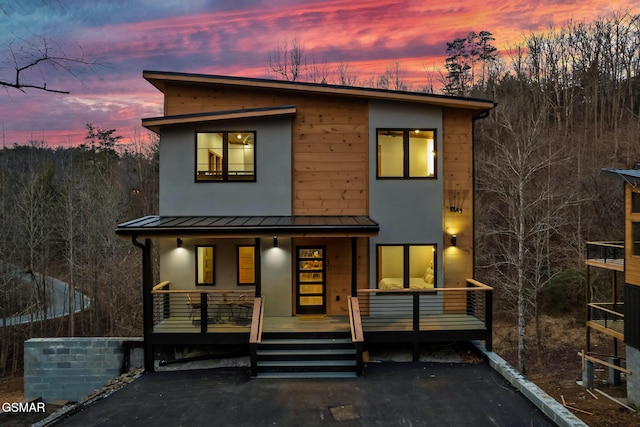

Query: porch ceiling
[116,215,379,238]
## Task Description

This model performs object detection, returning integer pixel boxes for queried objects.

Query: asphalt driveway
[55,362,554,426]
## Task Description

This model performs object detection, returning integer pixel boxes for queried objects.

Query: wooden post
[255,237,261,297]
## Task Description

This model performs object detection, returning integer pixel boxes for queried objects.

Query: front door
[296,246,326,314]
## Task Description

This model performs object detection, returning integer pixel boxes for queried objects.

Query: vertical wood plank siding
[442,109,474,312]
[164,83,369,216]
[625,184,640,285]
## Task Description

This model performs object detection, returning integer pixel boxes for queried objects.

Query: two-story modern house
[583,167,640,407]
[116,70,496,377]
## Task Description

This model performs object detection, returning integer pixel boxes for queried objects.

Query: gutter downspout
[472,106,494,350]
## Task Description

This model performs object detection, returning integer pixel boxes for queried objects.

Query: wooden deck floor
[587,319,624,340]
[586,258,624,271]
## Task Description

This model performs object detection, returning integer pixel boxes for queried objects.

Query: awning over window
[142,105,297,134]
[116,215,379,238]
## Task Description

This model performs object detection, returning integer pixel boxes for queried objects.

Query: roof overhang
[143,70,496,113]
[116,215,380,238]
[142,105,297,134]
[601,168,640,186]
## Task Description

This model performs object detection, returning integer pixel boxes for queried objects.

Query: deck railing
[587,302,624,339]
[356,279,493,355]
[151,282,255,332]
[348,296,364,375]
[586,241,624,266]
[249,297,265,377]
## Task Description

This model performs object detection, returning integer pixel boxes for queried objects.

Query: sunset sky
[2,0,639,147]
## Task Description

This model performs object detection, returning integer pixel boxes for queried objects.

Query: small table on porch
[215,300,234,322]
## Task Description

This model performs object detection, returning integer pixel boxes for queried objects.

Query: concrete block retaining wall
[24,337,143,402]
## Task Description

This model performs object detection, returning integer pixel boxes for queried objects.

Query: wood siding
[293,237,369,316]
[625,185,640,286]
[163,83,369,216]
[442,109,474,311]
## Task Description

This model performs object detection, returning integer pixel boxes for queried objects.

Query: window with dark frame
[632,191,640,213]
[634,223,640,256]
[237,245,256,286]
[196,131,255,181]
[377,129,436,178]
[196,245,215,286]
[376,244,437,289]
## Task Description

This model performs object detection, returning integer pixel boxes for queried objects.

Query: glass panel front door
[296,246,326,314]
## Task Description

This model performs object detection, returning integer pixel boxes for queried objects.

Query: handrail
[152,281,170,291]
[151,288,246,295]
[586,241,624,249]
[357,280,493,294]
[588,302,624,318]
[347,296,364,343]
[249,297,264,344]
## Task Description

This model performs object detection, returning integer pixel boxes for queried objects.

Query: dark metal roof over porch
[116,215,379,237]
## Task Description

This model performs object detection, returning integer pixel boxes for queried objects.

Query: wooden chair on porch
[234,293,254,319]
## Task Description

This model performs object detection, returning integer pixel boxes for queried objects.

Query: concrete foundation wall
[627,345,640,408]
[24,337,143,402]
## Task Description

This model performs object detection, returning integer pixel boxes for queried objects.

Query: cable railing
[586,241,624,267]
[587,302,624,338]
[356,279,493,350]
[151,282,255,332]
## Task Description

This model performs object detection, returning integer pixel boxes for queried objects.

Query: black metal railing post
[485,289,493,351]
[413,293,420,361]
[200,292,207,334]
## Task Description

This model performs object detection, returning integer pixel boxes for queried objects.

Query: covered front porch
[116,215,493,375]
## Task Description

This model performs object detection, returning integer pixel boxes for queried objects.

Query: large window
[237,245,256,286]
[377,129,436,178]
[633,191,640,213]
[196,245,215,286]
[634,223,640,256]
[377,244,436,289]
[196,131,255,181]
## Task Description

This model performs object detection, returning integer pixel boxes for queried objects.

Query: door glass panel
[300,284,323,294]
[300,272,323,282]
[300,296,323,306]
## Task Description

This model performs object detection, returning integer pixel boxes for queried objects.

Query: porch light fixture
[177,237,183,248]
[450,234,457,247]
[273,236,278,248]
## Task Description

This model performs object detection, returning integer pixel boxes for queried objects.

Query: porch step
[255,333,358,378]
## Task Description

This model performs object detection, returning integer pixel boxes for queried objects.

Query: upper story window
[377,129,436,178]
[196,131,255,181]
[632,191,640,213]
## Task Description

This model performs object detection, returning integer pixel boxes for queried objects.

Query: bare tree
[266,37,305,82]
[335,62,358,86]
[476,74,582,372]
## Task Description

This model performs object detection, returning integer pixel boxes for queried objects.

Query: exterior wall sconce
[450,234,457,247]
[273,236,278,248]
[177,238,183,248]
